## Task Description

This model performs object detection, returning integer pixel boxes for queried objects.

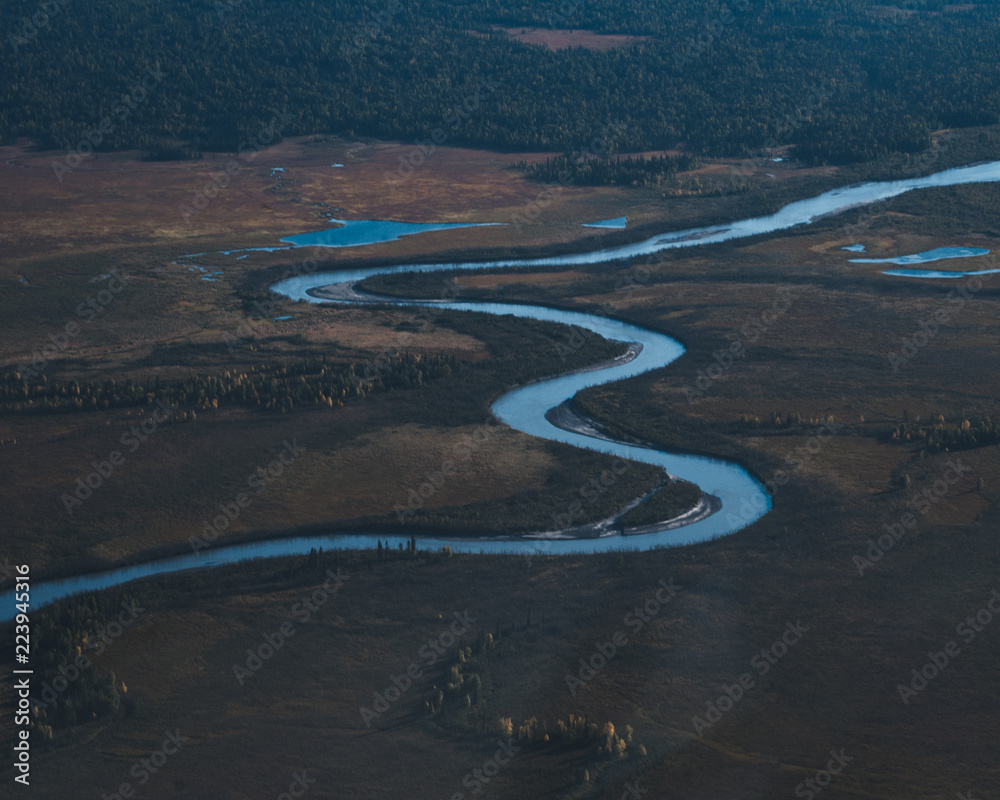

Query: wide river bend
[6,160,1000,616]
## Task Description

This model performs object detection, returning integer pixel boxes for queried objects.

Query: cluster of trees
[516,153,702,187]
[738,411,838,428]
[887,415,1000,454]
[0,354,457,415]
[27,590,137,738]
[2,0,999,163]
[501,714,644,759]
[425,639,492,717]
[618,478,702,528]
[376,537,418,558]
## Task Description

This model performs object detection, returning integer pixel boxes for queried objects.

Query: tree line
[2,0,999,164]
[0,354,457,415]
[25,589,140,740]
[516,153,703,187]
[886,415,1000,454]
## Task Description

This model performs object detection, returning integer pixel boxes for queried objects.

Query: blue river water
[883,267,1000,279]
[582,217,628,229]
[281,220,504,248]
[850,246,990,265]
[6,159,1000,617]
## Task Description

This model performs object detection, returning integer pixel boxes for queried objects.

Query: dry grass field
[2,133,999,799]
[465,27,655,52]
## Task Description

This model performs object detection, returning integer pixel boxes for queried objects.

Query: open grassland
[0,133,864,575]
[3,497,998,800]
[1,131,851,278]
[465,26,655,51]
[3,131,1000,798]
[0,300,686,574]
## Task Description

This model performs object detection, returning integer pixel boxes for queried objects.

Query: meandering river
[7,160,1000,617]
